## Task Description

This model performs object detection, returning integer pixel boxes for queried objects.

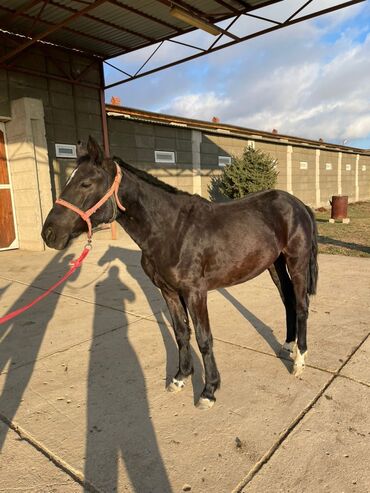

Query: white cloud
[106,2,370,147]
[158,92,231,119]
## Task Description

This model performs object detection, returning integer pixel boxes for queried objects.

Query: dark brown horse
[42,137,318,409]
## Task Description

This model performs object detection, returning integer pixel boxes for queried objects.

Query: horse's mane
[113,157,191,196]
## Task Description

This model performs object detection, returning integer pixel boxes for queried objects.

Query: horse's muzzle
[41,225,69,250]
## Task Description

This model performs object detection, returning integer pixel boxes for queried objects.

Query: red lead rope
[0,245,91,325]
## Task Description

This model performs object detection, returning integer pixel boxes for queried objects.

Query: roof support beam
[155,0,215,21]
[108,0,181,31]
[0,61,100,88]
[286,0,314,22]
[0,0,43,23]
[105,0,365,88]
[212,0,241,15]
[0,0,108,64]
[47,0,155,44]
[0,3,125,59]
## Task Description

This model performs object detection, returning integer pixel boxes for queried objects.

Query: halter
[55,162,126,242]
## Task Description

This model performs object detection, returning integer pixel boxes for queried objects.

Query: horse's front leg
[161,288,194,392]
[184,288,220,410]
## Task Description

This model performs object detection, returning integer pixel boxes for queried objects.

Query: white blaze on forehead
[65,167,78,185]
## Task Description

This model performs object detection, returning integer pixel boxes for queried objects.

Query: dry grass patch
[315,201,370,257]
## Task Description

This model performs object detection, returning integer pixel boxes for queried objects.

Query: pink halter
[55,162,126,241]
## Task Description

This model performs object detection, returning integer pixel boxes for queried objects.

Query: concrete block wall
[358,155,370,200]
[107,116,370,207]
[319,150,339,205]
[108,118,195,193]
[0,43,103,198]
[291,146,316,204]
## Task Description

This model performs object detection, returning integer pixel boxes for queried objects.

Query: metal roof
[0,0,366,88]
[0,0,284,60]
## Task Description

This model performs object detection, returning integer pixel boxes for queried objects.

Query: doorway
[0,123,18,250]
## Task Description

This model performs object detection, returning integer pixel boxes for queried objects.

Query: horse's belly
[204,247,278,290]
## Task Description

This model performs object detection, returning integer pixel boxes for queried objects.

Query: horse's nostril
[45,226,55,244]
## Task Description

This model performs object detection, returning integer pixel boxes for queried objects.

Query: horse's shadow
[218,288,292,372]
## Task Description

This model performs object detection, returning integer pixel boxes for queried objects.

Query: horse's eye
[80,182,91,189]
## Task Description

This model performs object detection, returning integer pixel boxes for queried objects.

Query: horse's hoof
[196,397,215,410]
[167,378,185,393]
[292,364,305,378]
[292,348,307,377]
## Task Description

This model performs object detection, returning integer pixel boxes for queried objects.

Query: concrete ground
[0,228,369,493]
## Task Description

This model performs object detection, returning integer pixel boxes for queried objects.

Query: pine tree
[216,146,278,199]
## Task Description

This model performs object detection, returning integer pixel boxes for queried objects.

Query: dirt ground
[0,228,369,493]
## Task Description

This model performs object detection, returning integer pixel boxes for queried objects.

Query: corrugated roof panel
[0,0,285,59]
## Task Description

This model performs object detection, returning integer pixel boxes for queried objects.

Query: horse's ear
[76,140,88,159]
[87,136,103,166]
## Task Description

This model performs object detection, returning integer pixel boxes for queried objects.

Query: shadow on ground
[218,288,291,372]
[318,235,370,254]
[0,252,79,450]
[84,264,173,492]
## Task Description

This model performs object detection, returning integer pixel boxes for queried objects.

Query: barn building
[0,0,367,252]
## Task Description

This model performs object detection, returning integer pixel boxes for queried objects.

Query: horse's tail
[305,206,319,295]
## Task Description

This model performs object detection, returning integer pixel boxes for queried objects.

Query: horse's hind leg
[268,254,296,354]
[285,256,310,376]
[161,289,193,392]
[184,288,220,410]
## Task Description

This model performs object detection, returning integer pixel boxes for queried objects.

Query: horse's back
[174,189,314,290]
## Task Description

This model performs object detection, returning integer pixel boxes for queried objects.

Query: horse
[42,136,318,410]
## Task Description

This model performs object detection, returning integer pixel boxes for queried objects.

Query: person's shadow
[98,246,204,397]
[218,288,291,371]
[0,252,80,450]
[84,265,172,492]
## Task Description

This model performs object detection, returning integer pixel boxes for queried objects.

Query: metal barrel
[330,195,348,219]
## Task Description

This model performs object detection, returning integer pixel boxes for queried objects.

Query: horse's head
[42,136,118,250]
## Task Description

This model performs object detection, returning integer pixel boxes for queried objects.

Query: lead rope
[0,244,91,325]
[0,163,125,325]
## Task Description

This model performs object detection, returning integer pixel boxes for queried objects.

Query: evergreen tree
[216,146,278,199]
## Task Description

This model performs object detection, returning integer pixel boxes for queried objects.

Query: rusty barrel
[330,195,348,219]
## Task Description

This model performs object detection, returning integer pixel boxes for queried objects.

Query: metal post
[100,61,117,240]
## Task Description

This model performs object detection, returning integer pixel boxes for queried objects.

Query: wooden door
[0,126,18,250]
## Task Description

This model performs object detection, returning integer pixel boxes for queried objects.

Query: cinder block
[50,92,74,111]
[135,134,155,148]
[49,79,73,95]
[75,97,101,115]
[76,112,101,130]
[155,136,175,149]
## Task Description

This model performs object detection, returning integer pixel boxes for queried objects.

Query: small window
[299,161,308,170]
[154,150,175,164]
[362,165,367,171]
[345,164,351,171]
[55,143,77,159]
[218,156,231,167]
[325,163,332,171]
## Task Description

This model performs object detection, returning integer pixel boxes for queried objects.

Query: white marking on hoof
[292,348,307,378]
[167,377,185,393]
[196,397,215,410]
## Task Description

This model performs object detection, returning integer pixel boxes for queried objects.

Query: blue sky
[105,1,370,149]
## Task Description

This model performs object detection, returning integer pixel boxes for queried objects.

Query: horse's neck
[116,169,182,250]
